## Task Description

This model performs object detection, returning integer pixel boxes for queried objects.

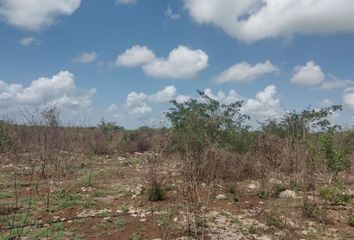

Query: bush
[0,122,10,152]
[319,185,351,205]
[166,90,250,157]
[148,181,165,201]
[302,201,327,223]
[348,214,354,227]
[320,131,351,175]
[273,184,287,198]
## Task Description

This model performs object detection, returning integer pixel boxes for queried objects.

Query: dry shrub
[145,130,171,201]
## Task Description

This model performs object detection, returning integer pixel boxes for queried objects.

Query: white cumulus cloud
[343,88,354,111]
[203,85,282,119]
[0,0,81,31]
[175,95,191,103]
[116,45,156,67]
[148,85,176,103]
[142,45,208,79]
[215,60,278,84]
[0,71,96,111]
[320,75,354,90]
[291,61,325,86]
[126,92,147,107]
[124,86,178,116]
[291,61,354,90]
[184,0,354,43]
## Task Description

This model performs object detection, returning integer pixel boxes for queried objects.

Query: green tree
[166,90,250,154]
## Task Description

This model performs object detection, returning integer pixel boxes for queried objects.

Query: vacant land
[1,98,354,239]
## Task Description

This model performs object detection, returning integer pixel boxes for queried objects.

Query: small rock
[279,190,297,199]
[216,194,227,200]
[131,184,144,195]
[247,181,259,191]
[103,217,112,222]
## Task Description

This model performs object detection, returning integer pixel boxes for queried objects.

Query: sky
[0,0,354,129]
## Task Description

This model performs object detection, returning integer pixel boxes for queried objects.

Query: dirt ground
[1,152,354,240]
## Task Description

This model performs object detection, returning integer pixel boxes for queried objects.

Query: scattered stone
[301,227,317,236]
[279,190,297,199]
[81,186,93,192]
[247,181,259,191]
[216,194,227,200]
[131,184,144,195]
[103,217,112,222]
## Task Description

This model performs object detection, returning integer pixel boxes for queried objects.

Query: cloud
[164,5,181,20]
[175,95,191,103]
[291,61,325,86]
[184,0,354,43]
[73,52,98,64]
[321,98,335,107]
[0,0,81,31]
[148,85,176,103]
[142,45,208,79]
[126,91,147,107]
[243,85,282,118]
[129,103,152,115]
[0,71,96,111]
[125,86,177,116]
[203,85,282,119]
[291,61,354,89]
[117,45,208,79]
[116,45,156,67]
[204,88,241,105]
[320,75,354,90]
[215,60,278,84]
[115,0,136,5]
[343,88,354,111]
[19,37,40,47]
[107,104,118,112]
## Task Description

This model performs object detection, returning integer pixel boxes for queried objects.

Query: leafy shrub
[121,204,129,213]
[258,190,270,200]
[302,201,327,223]
[348,214,354,227]
[54,190,82,209]
[320,131,351,175]
[114,218,126,229]
[166,90,250,156]
[148,181,165,201]
[158,210,173,228]
[0,122,10,152]
[266,213,285,228]
[319,185,351,205]
[273,184,287,198]
[130,232,141,240]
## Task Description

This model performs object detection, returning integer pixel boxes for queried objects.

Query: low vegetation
[0,92,353,239]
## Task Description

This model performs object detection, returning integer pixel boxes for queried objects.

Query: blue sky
[1,0,354,129]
